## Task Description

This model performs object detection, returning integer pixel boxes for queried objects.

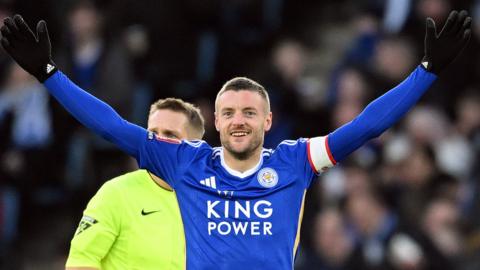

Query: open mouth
[230,131,250,137]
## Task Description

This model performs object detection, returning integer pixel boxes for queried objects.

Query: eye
[223,111,233,118]
[162,131,179,139]
[245,111,256,117]
[166,135,179,139]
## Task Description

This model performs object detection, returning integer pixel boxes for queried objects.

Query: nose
[231,112,246,126]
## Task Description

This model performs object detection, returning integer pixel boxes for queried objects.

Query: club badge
[257,168,278,188]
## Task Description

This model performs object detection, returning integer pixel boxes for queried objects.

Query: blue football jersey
[138,135,335,270]
[43,66,436,269]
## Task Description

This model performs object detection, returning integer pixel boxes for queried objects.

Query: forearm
[43,71,146,158]
[328,65,437,162]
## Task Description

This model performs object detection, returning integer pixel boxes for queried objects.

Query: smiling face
[215,90,272,160]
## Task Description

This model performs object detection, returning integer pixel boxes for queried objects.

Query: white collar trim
[220,148,264,178]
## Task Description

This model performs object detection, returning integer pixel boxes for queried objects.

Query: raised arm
[328,66,436,162]
[44,71,146,157]
[328,10,471,162]
[0,15,146,158]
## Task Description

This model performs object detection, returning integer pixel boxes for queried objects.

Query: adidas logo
[200,176,217,189]
[421,61,429,69]
[46,63,55,74]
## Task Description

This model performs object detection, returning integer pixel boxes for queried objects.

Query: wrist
[421,56,439,75]
[36,60,57,82]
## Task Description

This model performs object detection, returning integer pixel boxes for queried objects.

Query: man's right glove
[422,10,472,75]
[0,14,57,82]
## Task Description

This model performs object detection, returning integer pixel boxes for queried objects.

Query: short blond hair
[215,77,270,113]
[149,98,205,139]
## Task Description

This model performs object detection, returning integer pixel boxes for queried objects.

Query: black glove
[422,10,472,75]
[0,14,57,82]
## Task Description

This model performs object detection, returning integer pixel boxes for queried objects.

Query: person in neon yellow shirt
[65,98,205,270]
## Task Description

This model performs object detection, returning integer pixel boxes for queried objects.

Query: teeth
[231,132,248,137]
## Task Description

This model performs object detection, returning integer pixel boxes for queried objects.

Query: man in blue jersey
[0,10,471,270]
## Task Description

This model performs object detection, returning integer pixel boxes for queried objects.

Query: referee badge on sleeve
[75,215,98,235]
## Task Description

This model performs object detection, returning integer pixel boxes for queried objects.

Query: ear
[214,111,220,132]
[264,112,272,132]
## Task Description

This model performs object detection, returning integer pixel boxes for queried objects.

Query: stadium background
[0,0,479,269]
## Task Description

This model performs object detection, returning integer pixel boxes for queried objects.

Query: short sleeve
[137,132,208,188]
[66,181,121,268]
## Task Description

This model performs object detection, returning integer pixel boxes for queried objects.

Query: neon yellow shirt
[66,170,185,270]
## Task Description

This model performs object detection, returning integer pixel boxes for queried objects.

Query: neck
[223,147,262,173]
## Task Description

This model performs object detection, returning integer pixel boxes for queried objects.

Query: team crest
[257,168,278,188]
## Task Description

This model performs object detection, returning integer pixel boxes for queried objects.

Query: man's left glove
[0,14,57,82]
[422,10,472,75]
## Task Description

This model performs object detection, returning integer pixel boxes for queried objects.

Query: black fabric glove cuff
[420,56,436,74]
[36,60,58,82]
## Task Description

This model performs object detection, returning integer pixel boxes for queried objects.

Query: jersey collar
[219,148,264,179]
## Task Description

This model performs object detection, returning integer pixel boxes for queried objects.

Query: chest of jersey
[174,156,308,269]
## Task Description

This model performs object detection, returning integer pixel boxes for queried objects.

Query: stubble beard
[222,133,263,161]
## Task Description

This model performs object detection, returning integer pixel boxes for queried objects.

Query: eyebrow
[220,107,258,112]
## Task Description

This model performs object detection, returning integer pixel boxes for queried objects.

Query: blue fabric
[42,66,437,270]
[328,66,437,162]
[138,138,314,269]
[0,83,52,148]
[72,58,98,90]
[43,71,147,158]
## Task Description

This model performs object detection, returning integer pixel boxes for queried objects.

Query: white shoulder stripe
[262,148,273,157]
[212,147,222,159]
[184,140,206,147]
[279,140,298,146]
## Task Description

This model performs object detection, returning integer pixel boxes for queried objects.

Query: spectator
[56,0,134,194]
[296,208,360,270]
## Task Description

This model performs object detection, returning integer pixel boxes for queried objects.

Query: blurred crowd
[0,0,479,269]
